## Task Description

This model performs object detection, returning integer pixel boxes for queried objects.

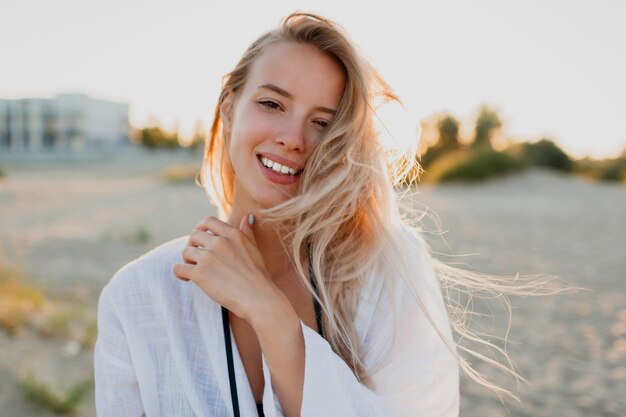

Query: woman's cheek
[242,114,276,144]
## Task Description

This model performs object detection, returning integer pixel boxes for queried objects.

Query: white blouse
[94,227,460,417]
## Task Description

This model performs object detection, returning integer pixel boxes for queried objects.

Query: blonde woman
[95,12,552,417]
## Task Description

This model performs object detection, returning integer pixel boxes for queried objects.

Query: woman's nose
[275,119,306,152]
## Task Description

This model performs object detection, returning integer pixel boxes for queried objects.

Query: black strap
[309,249,325,339]
[222,304,241,417]
[222,255,323,417]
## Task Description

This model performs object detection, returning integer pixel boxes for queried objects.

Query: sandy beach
[0,149,624,416]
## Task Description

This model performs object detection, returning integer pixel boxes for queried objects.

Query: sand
[0,148,624,416]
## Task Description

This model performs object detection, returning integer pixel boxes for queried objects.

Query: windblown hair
[199,11,563,402]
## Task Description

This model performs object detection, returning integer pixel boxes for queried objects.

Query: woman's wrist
[248,288,298,335]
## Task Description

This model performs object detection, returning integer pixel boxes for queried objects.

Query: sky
[1,0,624,159]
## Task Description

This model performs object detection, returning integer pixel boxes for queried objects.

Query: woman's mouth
[257,155,303,185]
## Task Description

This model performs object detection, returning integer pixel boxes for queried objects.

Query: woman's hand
[172,214,282,324]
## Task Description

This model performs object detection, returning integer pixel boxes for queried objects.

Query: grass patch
[2,256,97,414]
[0,255,98,347]
[18,371,94,415]
[0,256,46,336]
[122,225,152,244]
[80,316,98,349]
[35,305,96,346]
[32,303,98,349]
[160,164,200,183]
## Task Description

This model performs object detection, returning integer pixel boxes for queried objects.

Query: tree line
[415,105,625,183]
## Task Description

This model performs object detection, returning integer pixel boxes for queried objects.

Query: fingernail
[248,214,255,225]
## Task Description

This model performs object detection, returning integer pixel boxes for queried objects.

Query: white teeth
[261,156,301,175]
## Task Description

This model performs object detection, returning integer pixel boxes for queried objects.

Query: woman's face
[222,41,346,209]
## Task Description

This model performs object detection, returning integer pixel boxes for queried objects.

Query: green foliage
[588,156,626,183]
[418,114,462,171]
[122,225,152,243]
[46,309,73,338]
[417,105,625,185]
[508,139,573,171]
[140,126,180,149]
[80,317,98,349]
[599,161,626,181]
[435,148,526,183]
[18,371,93,414]
[418,146,449,171]
[576,156,626,182]
[437,115,461,149]
[0,166,5,178]
[422,149,472,182]
[0,256,45,336]
[472,105,502,149]
[1,258,97,346]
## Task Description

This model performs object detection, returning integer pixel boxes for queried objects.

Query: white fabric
[94,227,460,417]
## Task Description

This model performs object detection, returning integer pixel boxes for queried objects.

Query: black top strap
[308,247,325,338]
[222,254,324,417]
[222,304,241,417]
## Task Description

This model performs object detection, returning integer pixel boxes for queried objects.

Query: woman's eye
[314,120,330,129]
[258,100,282,110]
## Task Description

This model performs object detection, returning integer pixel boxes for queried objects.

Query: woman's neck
[226,205,297,285]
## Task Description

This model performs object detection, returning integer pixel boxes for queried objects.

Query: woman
[95,12,549,417]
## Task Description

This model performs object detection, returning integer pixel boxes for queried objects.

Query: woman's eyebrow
[257,83,337,116]
[258,83,292,99]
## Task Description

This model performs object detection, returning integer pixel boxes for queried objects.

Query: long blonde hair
[199,11,565,402]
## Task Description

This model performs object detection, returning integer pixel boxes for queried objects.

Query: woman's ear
[220,92,235,136]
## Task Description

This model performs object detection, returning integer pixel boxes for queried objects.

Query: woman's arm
[94,283,145,417]
[251,294,306,417]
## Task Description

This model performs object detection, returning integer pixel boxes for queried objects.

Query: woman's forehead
[244,42,345,107]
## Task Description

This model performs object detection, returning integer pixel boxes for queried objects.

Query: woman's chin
[254,191,294,209]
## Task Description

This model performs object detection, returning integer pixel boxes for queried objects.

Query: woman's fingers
[187,229,217,249]
[182,245,207,265]
[193,216,236,238]
[172,262,194,281]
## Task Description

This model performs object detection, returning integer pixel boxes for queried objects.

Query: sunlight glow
[1,0,624,159]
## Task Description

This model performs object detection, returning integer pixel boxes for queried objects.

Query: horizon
[1,0,624,159]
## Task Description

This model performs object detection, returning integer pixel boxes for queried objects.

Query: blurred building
[0,93,129,155]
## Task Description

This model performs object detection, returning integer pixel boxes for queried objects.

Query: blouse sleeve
[260,230,460,417]
[94,283,145,417]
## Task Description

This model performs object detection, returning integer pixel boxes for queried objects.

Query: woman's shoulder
[391,222,445,310]
[356,221,447,335]
[363,221,436,298]
[356,222,455,371]
[98,235,189,306]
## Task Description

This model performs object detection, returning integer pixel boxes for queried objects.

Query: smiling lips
[260,155,303,175]
[257,154,303,185]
